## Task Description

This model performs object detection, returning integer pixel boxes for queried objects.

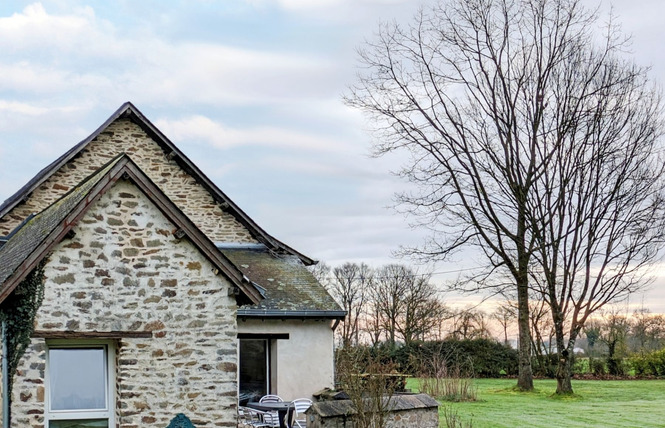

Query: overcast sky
[1,0,665,312]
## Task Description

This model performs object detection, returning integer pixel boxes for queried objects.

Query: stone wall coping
[309,393,439,418]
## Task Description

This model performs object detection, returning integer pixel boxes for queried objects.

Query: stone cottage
[0,102,345,427]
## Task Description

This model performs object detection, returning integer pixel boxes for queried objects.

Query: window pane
[50,420,108,428]
[239,340,267,399]
[49,348,106,411]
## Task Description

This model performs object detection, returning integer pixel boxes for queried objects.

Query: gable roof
[0,154,263,306]
[221,246,345,319]
[0,102,314,265]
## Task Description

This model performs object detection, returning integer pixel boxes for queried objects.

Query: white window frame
[44,340,116,427]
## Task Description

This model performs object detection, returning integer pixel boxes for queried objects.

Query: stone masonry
[11,180,239,428]
[0,118,256,244]
[307,394,439,428]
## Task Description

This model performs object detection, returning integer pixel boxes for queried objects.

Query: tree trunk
[516,277,534,391]
[555,348,573,394]
[551,303,579,394]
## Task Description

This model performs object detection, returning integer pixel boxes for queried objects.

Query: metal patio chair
[242,406,281,428]
[259,394,284,403]
[289,398,313,428]
[238,406,253,428]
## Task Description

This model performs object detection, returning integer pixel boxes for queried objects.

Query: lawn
[408,378,665,427]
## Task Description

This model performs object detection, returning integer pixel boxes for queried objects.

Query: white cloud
[0,3,340,108]
[0,3,116,56]
[0,99,50,116]
[245,0,412,15]
[276,0,344,10]
[0,63,69,94]
[155,115,344,152]
[0,99,86,116]
[134,43,338,106]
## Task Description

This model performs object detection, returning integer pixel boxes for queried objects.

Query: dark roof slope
[0,102,314,265]
[221,246,345,319]
[0,158,118,296]
[0,154,263,305]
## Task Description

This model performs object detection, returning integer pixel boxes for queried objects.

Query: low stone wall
[306,393,439,428]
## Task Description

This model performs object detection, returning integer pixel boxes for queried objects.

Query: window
[45,341,115,428]
[238,334,288,401]
[239,339,269,398]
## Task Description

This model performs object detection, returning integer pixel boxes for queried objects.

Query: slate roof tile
[222,248,344,317]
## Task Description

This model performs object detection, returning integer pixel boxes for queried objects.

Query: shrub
[607,356,627,376]
[590,358,607,376]
[335,346,399,428]
[442,405,474,428]
[629,348,665,376]
[532,353,558,378]
[394,339,518,378]
[572,357,590,375]
[417,352,477,402]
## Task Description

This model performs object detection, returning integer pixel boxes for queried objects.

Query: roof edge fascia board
[237,309,347,320]
[215,243,268,250]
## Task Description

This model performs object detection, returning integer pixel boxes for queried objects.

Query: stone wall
[11,180,239,428]
[307,394,439,428]
[0,118,256,244]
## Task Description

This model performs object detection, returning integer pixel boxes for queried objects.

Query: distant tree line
[312,262,665,380]
[311,262,514,348]
[503,298,665,377]
[311,262,519,378]
[311,262,447,348]
[576,307,665,377]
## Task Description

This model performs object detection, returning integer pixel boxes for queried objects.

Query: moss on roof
[221,248,343,316]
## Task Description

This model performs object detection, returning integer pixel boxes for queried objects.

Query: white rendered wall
[238,319,336,400]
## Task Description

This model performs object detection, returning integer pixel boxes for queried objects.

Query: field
[408,378,665,427]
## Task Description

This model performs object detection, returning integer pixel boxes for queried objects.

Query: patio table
[247,400,294,428]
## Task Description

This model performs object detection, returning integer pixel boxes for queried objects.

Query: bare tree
[364,293,385,347]
[491,303,516,346]
[525,7,665,393]
[347,0,567,390]
[329,263,372,347]
[347,0,665,393]
[308,261,331,288]
[630,307,665,353]
[598,309,631,376]
[369,265,410,348]
[527,298,556,377]
[397,273,448,345]
[449,307,491,341]
[369,264,445,347]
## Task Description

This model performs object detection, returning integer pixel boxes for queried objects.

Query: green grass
[408,378,665,427]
